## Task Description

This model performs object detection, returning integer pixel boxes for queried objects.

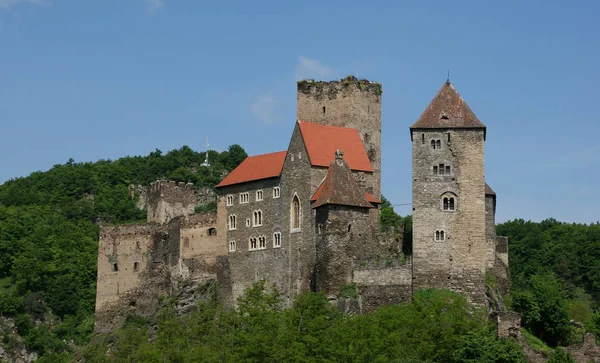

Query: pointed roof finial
[446,70,451,84]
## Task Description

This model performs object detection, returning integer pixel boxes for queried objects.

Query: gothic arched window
[291,195,300,231]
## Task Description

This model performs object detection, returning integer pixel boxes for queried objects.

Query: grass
[521,328,554,355]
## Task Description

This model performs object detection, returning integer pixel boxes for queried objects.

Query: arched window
[291,195,301,230]
[436,140,441,149]
[228,215,236,230]
[253,210,263,227]
[229,240,236,252]
[259,236,266,249]
[443,197,449,210]
[449,198,455,211]
[431,140,436,149]
[435,230,446,242]
[442,193,457,211]
[249,237,258,251]
[273,232,282,247]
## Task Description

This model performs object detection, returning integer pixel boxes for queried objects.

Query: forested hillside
[0,145,247,358]
[1,145,599,362]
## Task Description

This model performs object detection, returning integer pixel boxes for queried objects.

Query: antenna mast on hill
[201,137,211,167]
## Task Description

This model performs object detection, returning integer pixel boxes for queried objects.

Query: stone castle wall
[485,194,497,269]
[412,129,487,305]
[147,180,196,224]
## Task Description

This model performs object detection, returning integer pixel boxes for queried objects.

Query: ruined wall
[178,213,225,275]
[95,224,160,312]
[297,76,382,205]
[147,180,196,224]
[566,333,600,363]
[485,194,497,269]
[354,262,413,313]
[495,312,522,340]
[412,129,487,305]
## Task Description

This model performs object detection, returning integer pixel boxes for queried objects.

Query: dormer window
[440,113,449,120]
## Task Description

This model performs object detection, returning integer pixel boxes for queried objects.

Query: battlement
[148,180,195,199]
[99,223,162,241]
[297,76,382,101]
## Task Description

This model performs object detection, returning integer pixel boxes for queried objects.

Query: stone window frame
[273,186,281,199]
[239,192,249,204]
[435,230,446,242]
[228,214,237,230]
[291,193,301,233]
[273,232,282,248]
[228,240,236,252]
[258,235,267,249]
[246,218,251,227]
[253,210,263,227]
[431,139,441,150]
[226,194,234,206]
[256,190,263,201]
[433,162,451,175]
[249,237,258,251]
[441,192,457,212]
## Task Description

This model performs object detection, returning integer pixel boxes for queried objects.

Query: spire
[312,150,373,209]
[201,137,211,167]
[411,81,486,131]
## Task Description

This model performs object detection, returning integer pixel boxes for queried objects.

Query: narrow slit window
[447,133,451,142]
[113,263,119,272]
[133,262,139,272]
[291,195,301,230]
[422,134,425,144]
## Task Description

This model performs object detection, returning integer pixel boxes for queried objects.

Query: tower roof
[485,183,496,197]
[411,81,486,132]
[311,150,374,209]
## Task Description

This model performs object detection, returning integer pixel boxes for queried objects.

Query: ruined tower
[297,76,382,202]
[147,180,196,224]
[410,80,488,305]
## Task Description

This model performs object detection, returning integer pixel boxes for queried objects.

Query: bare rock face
[0,317,37,363]
[196,187,217,209]
[129,184,148,210]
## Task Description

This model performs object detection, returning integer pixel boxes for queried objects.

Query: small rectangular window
[445,165,451,174]
[113,263,118,272]
[433,166,438,175]
[439,164,445,175]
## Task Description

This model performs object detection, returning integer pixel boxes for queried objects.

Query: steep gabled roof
[411,81,486,132]
[485,183,496,197]
[215,151,286,188]
[298,121,374,172]
[311,150,374,209]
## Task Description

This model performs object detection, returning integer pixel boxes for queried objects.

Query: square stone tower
[297,76,382,202]
[410,81,488,305]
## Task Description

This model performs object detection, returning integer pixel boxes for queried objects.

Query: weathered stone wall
[495,311,522,339]
[412,129,487,305]
[485,194,497,268]
[95,224,161,312]
[129,184,148,210]
[147,180,196,224]
[314,205,377,296]
[353,262,413,313]
[297,76,382,205]
[566,333,600,363]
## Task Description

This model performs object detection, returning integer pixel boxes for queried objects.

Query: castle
[94,76,509,332]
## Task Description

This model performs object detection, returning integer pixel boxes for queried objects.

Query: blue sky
[0,0,598,223]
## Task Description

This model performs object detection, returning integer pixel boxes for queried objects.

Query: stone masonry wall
[485,194,497,269]
[353,263,413,313]
[147,180,196,224]
[412,129,487,305]
[314,205,378,296]
[297,76,382,205]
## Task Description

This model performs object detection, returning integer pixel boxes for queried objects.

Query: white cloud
[251,93,278,124]
[294,56,333,81]
[0,0,44,10]
[144,0,164,14]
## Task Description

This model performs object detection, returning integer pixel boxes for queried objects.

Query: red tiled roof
[298,121,374,172]
[411,81,486,131]
[311,154,373,209]
[215,151,286,188]
[311,184,379,205]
